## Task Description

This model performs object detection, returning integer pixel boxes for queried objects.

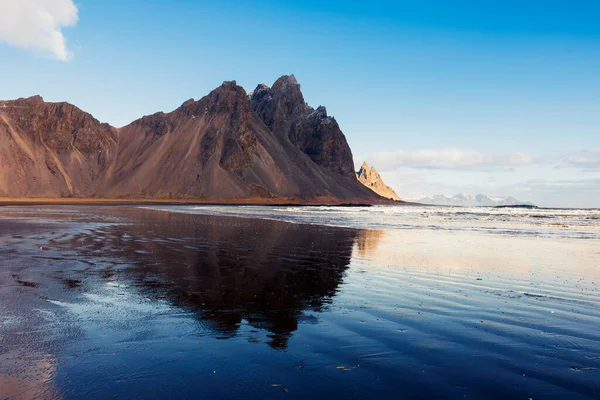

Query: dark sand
[0,206,599,399]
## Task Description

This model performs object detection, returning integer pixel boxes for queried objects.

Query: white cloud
[501,178,600,208]
[369,148,532,171]
[380,170,600,208]
[556,148,600,171]
[0,0,79,61]
[356,147,600,208]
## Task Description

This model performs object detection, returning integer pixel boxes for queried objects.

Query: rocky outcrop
[0,96,118,197]
[356,162,401,201]
[250,75,356,179]
[105,79,381,201]
[1,76,392,203]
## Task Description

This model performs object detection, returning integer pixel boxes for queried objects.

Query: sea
[0,204,598,399]
[145,204,600,239]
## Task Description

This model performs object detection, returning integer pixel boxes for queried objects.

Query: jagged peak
[220,80,239,90]
[272,74,298,89]
[180,98,196,108]
[206,80,248,100]
[248,83,272,101]
[271,75,304,104]
[357,162,383,179]
[2,95,46,105]
[255,83,270,90]
[1,96,94,114]
[356,161,401,201]
[23,95,45,103]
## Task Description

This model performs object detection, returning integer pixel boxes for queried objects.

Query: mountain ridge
[0,76,395,204]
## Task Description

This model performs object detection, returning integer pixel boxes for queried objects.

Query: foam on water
[143,205,600,240]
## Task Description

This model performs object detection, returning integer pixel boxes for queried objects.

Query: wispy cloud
[0,0,79,61]
[368,148,533,171]
[555,148,600,171]
[380,170,600,208]
[504,178,600,208]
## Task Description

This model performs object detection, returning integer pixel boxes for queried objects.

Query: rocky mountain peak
[251,74,307,131]
[0,95,118,197]
[0,96,116,151]
[220,80,239,90]
[272,74,299,90]
[314,105,328,117]
[356,162,401,201]
[175,80,251,120]
[0,76,391,203]
[180,98,196,108]
[250,76,356,179]
[14,95,45,105]
[248,83,270,100]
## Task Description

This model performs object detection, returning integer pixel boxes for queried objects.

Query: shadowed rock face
[0,77,389,203]
[250,75,356,179]
[0,96,118,197]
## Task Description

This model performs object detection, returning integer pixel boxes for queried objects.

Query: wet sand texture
[0,206,598,399]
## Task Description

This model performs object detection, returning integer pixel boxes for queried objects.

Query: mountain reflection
[51,208,360,349]
[355,229,384,258]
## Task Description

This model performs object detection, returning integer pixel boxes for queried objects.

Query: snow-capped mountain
[416,194,535,207]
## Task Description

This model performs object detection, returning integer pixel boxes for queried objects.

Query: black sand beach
[0,206,599,399]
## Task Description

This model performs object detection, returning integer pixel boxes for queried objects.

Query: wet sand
[0,206,599,399]
[0,197,394,206]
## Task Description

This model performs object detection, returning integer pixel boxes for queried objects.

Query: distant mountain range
[416,194,535,207]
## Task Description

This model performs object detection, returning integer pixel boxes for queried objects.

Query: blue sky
[1,0,599,207]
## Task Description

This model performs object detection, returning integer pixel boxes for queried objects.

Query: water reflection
[354,229,384,258]
[0,355,59,399]
[49,208,361,349]
[2,206,599,399]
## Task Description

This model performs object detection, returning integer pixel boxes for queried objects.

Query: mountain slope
[0,96,118,197]
[1,77,389,203]
[250,75,355,179]
[356,162,401,200]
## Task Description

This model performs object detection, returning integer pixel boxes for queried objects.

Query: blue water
[0,206,599,399]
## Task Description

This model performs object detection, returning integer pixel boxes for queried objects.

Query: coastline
[0,205,598,399]
[0,197,408,207]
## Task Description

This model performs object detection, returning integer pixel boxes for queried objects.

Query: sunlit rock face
[356,162,401,200]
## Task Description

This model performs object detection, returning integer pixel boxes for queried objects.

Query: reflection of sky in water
[0,314,22,326]
[0,355,59,399]
[0,206,599,399]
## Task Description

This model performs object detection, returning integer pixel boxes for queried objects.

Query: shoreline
[0,197,411,207]
[0,205,598,399]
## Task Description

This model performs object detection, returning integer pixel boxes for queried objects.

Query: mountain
[356,162,401,200]
[416,193,534,207]
[0,76,390,204]
[0,95,118,197]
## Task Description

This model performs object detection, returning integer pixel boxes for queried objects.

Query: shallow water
[0,206,599,399]
[145,204,600,239]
